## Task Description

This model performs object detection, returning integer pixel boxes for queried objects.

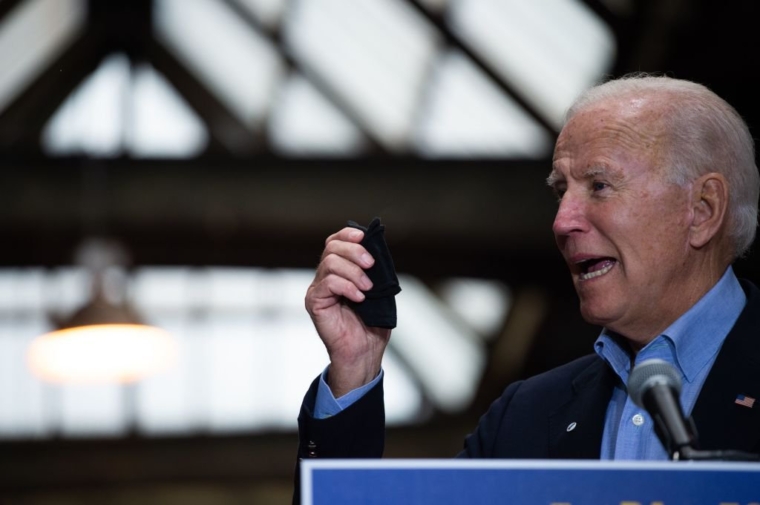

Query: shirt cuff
[313,367,384,419]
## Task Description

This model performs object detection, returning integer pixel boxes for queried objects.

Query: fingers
[306,227,376,313]
[325,226,364,246]
[308,273,366,308]
[322,253,373,290]
[322,227,375,269]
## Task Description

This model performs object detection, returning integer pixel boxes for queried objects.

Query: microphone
[627,359,697,460]
[628,359,758,461]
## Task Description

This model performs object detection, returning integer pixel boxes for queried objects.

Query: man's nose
[552,192,588,237]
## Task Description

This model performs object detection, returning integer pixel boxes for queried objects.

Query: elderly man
[296,75,760,471]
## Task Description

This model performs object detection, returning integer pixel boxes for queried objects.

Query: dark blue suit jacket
[294,280,760,500]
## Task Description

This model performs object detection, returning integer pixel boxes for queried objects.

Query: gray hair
[565,74,759,259]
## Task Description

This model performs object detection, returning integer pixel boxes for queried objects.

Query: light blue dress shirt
[595,266,746,459]
[314,367,383,418]
[315,268,746,462]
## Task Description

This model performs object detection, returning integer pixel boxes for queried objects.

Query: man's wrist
[314,367,383,419]
[327,365,380,398]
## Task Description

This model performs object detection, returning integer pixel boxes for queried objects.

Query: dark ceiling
[0,0,758,279]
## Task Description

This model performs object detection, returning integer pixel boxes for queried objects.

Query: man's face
[549,97,696,342]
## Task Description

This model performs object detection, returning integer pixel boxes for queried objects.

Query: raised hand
[305,227,392,397]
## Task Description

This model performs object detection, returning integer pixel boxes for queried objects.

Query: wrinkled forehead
[553,95,672,168]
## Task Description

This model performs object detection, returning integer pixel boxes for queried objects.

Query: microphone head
[628,359,682,408]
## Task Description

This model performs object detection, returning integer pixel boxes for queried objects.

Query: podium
[301,459,760,505]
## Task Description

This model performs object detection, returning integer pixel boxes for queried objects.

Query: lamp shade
[27,295,178,384]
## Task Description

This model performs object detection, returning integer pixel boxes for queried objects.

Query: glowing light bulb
[27,324,178,384]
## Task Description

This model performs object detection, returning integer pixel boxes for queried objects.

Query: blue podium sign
[301,459,760,505]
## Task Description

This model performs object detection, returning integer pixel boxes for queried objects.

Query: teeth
[579,261,615,281]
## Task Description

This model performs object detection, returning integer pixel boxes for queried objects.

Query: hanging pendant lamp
[27,239,178,384]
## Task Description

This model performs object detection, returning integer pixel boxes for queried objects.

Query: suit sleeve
[293,374,386,504]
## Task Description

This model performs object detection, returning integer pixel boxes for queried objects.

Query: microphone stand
[677,446,759,462]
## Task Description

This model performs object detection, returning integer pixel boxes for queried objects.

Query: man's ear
[689,172,728,249]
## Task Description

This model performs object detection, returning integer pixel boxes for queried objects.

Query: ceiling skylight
[268,74,367,155]
[42,53,208,158]
[235,0,288,29]
[283,0,441,150]
[17,0,615,158]
[414,50,553,157]
[449,0,615,129]
[0,0,86,114]
[155,0,285,129]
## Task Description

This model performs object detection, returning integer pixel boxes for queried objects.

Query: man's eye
[553,187,566,200]
[592,181,608,192]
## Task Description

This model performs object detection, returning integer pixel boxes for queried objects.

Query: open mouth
[577,258,617,281]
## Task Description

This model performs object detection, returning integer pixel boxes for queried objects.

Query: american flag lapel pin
[735,394,756,408]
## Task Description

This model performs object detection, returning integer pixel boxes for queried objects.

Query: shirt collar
[595,266,746,384]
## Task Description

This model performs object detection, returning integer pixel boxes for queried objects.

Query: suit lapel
[691,280,760,453]
[548,358,617,459]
